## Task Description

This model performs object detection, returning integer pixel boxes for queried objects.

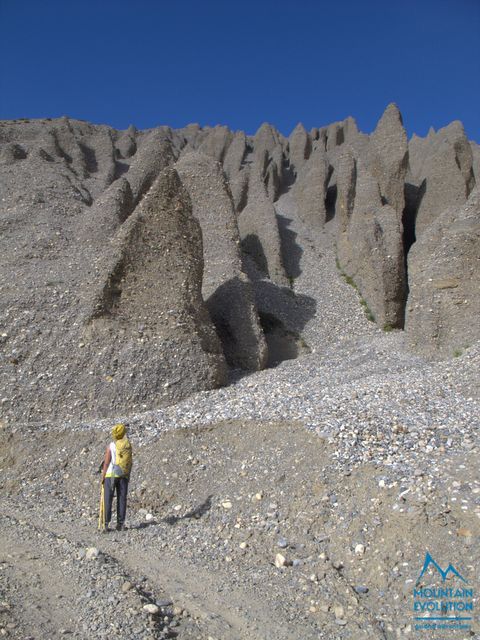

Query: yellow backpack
[113,437,132,477]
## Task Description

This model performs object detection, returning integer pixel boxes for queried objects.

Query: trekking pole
[98,482,106,531]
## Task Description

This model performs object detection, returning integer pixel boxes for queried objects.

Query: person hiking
[100,423,132,532]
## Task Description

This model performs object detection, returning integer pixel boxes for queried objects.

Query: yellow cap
[112,423,126,440]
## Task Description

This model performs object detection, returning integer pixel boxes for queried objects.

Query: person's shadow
[132,495,214,529]
[164,495,213,525]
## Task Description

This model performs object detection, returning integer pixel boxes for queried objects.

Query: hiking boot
[116,523,125,531]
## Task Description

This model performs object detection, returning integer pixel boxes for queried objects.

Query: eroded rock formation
[337,160,407,328]
[176,152,267,370]
[405,188,480,357]
[1,106,479,424]
[410,121,475,236]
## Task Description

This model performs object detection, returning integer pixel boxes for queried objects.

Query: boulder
[405,187,480,357]
[176,152,267,370]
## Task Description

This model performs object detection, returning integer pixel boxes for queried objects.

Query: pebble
[156,599,173,607]
[354,585,369,594]
[143,604,159,615]
[85,547,99,560]
[275,553,287,568]
[333,604,344,619]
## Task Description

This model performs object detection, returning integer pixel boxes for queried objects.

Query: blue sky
[1,0,479,141]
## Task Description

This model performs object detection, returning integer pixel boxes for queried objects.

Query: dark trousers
[104,476,129,526]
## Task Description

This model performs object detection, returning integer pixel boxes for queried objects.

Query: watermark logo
[413,552,474,632]
[416,552,467,585]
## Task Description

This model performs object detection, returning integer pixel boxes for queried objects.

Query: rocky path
[1,418,479,640]
[1,508,300,640]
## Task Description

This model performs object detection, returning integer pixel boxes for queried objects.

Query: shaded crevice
[5,144,27,161]
[276,213,303,280]
[326,164,334,186]
[241,145,254,166]
[466,167,476,196]
[114,161,130,179]
[78,143,98,173]
[402,179,425,258]
[259,311,309,368]
[210,314,236,352]
[234,174,249,213]
[241,234,269,277]
[64,173,92,206]
[401,179,426,314]
[325,184,337,222]
[204,276,267,371]
[38,148,54,162]
[90,257,127,320]
[276,159,296,197]
[53,139,72,164]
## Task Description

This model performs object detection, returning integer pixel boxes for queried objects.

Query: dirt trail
[1,420,479,639]
[1,524,79,638]
[2,506,303,640]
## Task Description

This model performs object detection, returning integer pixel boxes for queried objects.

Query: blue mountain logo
[416,552,468,585]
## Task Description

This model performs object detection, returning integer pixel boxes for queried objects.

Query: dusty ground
[1,420,478,639]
